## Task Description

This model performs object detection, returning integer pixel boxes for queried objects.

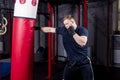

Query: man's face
[63,19,73,29]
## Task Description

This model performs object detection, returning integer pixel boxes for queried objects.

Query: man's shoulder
[56,26,66,34]
[56,26,65,30]
[78,26,88,30]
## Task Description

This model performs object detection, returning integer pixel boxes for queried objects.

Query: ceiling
[39,0,107,5]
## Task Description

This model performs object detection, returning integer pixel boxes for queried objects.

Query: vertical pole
[83,0,88,28]
[106,0,110,70]
[52,6,55,64]
[77,4,80,25]
[7,12,12,57]
[11,0,39,80]
[47,2,52,79]
[55,3,58,60]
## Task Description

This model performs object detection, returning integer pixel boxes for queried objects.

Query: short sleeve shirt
[56,26,88,62]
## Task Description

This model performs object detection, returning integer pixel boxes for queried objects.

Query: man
[41,14,94,80]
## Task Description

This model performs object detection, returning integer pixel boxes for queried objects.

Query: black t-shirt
[56,26,88,62]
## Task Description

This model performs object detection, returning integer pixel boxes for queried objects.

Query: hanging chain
[0,14,7,35]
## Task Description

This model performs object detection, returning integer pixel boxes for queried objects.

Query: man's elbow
[79,42,87,46]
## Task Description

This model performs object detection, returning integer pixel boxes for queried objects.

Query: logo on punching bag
[14,0,38,19]
[31,0,37,6]
[20,0,26,4]
[19,0,37,6]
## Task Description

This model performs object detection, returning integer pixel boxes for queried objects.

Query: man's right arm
[41,27,56,33]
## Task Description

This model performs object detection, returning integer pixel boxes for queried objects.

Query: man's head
[63,14,77,29]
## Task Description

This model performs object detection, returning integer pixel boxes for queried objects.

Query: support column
[106,0,110,70]
[47,2,53,79]
[77,4,80,25]
[83,0,88,28]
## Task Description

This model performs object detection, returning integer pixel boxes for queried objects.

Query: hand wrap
[67,26,75,36]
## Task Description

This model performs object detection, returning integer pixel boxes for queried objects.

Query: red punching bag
[11,0,39,80]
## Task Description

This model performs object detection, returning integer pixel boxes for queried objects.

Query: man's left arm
[67,26,87,46]
[73,34,87,46]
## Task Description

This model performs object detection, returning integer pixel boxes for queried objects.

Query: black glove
[67,26,75,36]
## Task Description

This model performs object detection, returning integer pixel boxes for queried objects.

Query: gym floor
[1,61,120,80]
